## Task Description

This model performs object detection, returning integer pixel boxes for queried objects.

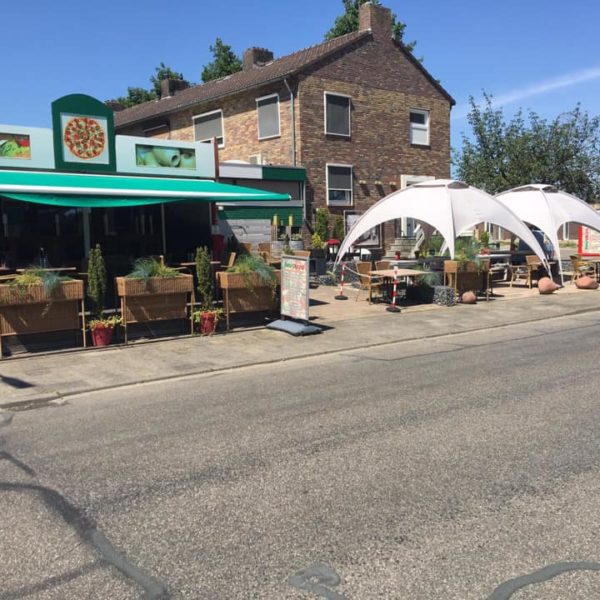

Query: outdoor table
[369,268,426,279]
[370,268,427,304]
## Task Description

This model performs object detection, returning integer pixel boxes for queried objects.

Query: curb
[3,304,599,411]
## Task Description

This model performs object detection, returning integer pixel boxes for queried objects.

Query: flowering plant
[88,315,122,331]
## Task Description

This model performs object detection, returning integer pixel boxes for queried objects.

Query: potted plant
[310,233,327,276]
[88,315,122,346]
[193,246,221,335]
[86,244,118,346]
[406,268,440,303]
[216,254,279,329]
[290,233,304,251]
[116,257,194,343]
[479,230,491,255]
[0,268,85,356]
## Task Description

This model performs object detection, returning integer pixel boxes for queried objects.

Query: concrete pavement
[1,285,599,409]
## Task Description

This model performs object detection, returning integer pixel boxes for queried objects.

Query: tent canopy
[0,169,289,207]
[496,184,600,283]
[335,179,549,269]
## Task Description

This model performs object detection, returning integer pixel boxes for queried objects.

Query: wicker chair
[223,252,236,269]
[510,255,541,288]
[355,261,383,303]
[569,254,595,283]
[375,260,390,271]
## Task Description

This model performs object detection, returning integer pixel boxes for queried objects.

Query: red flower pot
[91,326,114,347]
[199,311,217,335]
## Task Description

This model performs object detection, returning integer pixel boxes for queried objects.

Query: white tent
[335,179,549,269]
[496,184,600,283]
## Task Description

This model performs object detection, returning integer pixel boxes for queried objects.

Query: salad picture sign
[0,125,55,170]
[51,94,116,173]
[0,132,31,160]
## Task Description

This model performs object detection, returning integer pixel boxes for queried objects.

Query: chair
[293,250,311,257]
[569,254,595,283]
[241,242,253,255]
[510,255,541,288]
[443,260,459,289]
[355,261,383,303]
[223,252,236,269]
[375,260,390,271]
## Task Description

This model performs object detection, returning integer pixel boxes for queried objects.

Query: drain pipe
[283,78,296,167]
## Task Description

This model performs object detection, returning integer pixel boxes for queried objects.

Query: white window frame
[255,93,281,140]
[409,108,430,146]
[193,108,225,148]
[326,163,353,207]
[324,92,351,137]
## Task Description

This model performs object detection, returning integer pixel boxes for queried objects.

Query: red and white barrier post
[335,262,348,300]
[386,265,401,313]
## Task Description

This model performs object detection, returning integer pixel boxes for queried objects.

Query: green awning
[0,169,289,207]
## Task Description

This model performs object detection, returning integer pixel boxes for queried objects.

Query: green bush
[87,244,107,317]
[315,207,330,241]
[195,246,214,311]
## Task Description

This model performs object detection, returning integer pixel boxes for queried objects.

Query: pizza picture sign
[60,113,109,164]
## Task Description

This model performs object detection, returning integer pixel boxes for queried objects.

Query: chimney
[359,2,393,40]
[243,47,274,70]
[160,78,189,99]
[105,100,125,112]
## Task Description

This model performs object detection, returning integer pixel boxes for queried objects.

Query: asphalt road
[2,311,600,599]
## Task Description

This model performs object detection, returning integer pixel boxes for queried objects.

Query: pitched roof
[114,31,454,128]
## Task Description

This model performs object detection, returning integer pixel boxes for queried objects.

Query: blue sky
[2,0,599,155]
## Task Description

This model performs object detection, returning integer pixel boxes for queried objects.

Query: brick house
[114,2,454,254]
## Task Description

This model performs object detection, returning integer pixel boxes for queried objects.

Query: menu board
[579,226,600,256]
[281,254,309,321]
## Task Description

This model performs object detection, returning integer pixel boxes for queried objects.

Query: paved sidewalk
[1,289,599,408]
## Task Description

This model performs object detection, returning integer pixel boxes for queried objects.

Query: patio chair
[223,252,236,269]
[375,260,390,271]
[355,261,383,303]
[569,254,595,283]
[510,255,541,288]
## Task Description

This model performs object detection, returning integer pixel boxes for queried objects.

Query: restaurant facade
[0,94,303,274]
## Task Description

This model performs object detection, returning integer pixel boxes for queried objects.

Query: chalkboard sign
[281,254,309,321]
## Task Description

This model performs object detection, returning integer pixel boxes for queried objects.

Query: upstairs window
[409,109,429,146]
[327,164,353,206]
[325,93,351,137]
[193,109,224,147]
[256,94,280,139]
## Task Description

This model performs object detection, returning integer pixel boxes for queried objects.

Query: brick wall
[297,37,451,250]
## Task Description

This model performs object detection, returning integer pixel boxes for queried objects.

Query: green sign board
[51,94,116,173]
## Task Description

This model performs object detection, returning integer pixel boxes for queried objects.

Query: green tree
[454,94,600,202]
[325,0,416,53]
[150,62,184,96]
[109,62,185,108]
[332,215,345,241]
[315,207,330,241]
[195,246,214,310]
[201,38,243,83]
[87,244,107,317]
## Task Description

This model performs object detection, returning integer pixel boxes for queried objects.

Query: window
[193,110,224,147]
[324,93,351,137]
[327,164,353,206]
[409,109,429,146]
[256,94,280,139]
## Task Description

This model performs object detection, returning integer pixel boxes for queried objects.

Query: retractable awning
[0,169,289,207]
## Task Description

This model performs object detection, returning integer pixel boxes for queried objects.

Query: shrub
[195,246,214,311]
[87,244,107,317]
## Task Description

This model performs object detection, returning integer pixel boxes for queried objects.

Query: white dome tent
[334,179,549,270]
[496,184,600,284]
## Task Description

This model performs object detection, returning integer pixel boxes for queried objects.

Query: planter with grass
[216,255,279,329]
[0,269,85,357]
[116,258,194,343]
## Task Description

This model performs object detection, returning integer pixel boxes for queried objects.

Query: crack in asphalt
[487,561,600,599]
[288,562,347,599]
[0,481,170,599]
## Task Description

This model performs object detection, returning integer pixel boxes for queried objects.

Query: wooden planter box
[217,271,280,329]
[116,275,194,343]
[0,279,85,357]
